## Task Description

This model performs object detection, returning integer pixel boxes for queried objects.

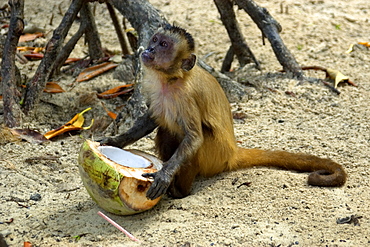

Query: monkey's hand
[97,136,123,148]
[142,168,174,200]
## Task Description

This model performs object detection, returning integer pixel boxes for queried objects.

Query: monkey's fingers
[142,172,168,200]
[142,172,155,179]
[147,183,167,200]
[96,137,121,147]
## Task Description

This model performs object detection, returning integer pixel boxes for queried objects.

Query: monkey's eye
[152,36,158,42]
[160,41,167,47]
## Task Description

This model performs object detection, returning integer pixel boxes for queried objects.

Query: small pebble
[30,193,42,201]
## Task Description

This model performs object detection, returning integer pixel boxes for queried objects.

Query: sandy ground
[1,0,370,246]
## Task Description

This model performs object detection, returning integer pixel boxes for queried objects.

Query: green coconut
[78,140,163,215]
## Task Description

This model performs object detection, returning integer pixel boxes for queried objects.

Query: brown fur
[106,24,347,199]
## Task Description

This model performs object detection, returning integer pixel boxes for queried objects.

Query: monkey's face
[141,33,177,71]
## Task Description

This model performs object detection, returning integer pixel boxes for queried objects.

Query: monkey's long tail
[233,148,346,187]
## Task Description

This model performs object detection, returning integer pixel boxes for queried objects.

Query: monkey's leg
[99,112,158,148]
[167,162,200,198]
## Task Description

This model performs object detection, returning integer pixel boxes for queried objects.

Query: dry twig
[1,0,24,127]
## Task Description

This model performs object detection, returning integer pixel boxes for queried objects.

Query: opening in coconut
[98,146,151,169]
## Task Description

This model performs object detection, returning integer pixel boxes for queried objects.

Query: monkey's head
[141,24,196,75]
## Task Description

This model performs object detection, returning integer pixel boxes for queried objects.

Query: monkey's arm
[143,119,203,200]
[99,112,158,148]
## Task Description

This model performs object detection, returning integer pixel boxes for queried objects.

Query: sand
[0,0,369,246]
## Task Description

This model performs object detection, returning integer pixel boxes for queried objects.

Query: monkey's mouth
[141,50,155,64]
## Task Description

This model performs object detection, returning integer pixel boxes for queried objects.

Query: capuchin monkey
[101,24,346,200]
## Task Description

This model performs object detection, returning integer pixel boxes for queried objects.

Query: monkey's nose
[141,50,155,63]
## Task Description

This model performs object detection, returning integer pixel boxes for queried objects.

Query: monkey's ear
[181,54,196,71]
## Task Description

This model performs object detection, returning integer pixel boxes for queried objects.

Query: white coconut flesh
[98,146,151,169]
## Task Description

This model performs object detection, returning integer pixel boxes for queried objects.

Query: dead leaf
[346,42,370,53]
[345,43,354,54]
[107,112,117,120]
[97,84,134,99]
[34,47,44,53]
[232,112,247,120]
[76,62,118,82]
[326,68,356,88]
[17,46,44,53]
[64,57,82,64]
[44,108,94,139]
[19,32,44,43]
[285,91,297,97]
[109,54,123,63]
[43,82,65,93]
[17,46,35,51]
[358,42,370,48]
[100,101,117,120]
[337,215,362,226]
[23,52,44,60]
[10,128,49,144]
[300,66,357,88]
[24,241,33,247]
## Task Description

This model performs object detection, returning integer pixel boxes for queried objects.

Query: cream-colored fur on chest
[142,69,196,135]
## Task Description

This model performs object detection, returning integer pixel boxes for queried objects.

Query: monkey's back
[190,66,239,176]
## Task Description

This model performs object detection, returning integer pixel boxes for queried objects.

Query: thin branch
[1,0,24,127]
[50,19,86,77]
[214,0,260,71]
[50,2,104,78]
[23,0,85,114]
[81,2,104,60]
[111,0,166,48]
[221,45,234,73]
[235,0,303,79]
[106,1,131,55]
